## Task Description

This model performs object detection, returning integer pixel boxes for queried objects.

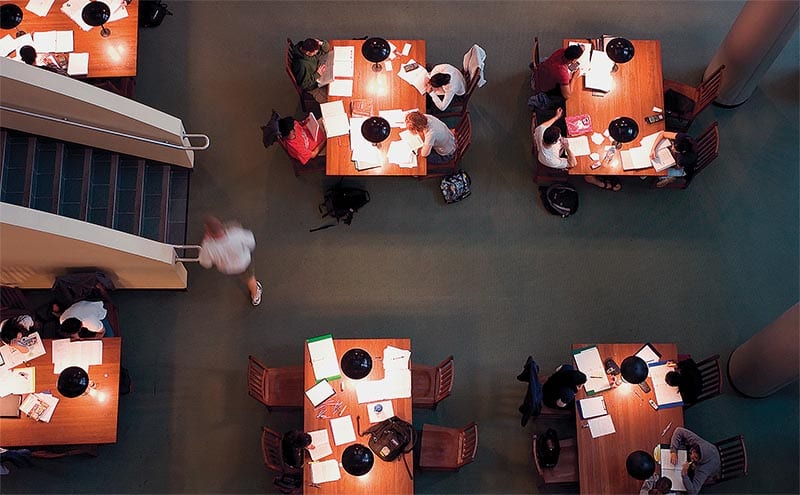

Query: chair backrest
[532,435,579,485]
[457,422,479,468]
[694,65,725,116]
[452,113,472,164]
[530,37,540,91]
[277,138,325,177]
[692,122,720,179]
[248,355,269,406]
[434,355,456,404]
[285,38,303,97]
[461,66,481,108]
[261,426,286,473]
[713,435,748,483]
[693,353,722,405]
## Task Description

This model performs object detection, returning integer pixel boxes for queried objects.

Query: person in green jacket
[291,38,330,103]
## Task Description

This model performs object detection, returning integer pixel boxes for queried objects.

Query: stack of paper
[577,396,607,419]
[305,379,335,407]
[61,0,93,31]
[328,79,353,97]
[648,362,683,408]
[0,35,16,57]
[0,332,47,371]
[67,52,89,76]
[19,392,59,422]
[330,415,357,446]
[319,101,350,137]
[332,45,354,78]
[308,429,333,461]
[51,338,102,374]
[566,136,591,156]
[311,459,341,484]
[354,345,412,403]
[620,146,651,170]
[387,140,415,168]
[572,345,611,394]
[587,414,615,438]
[307,334,341,381]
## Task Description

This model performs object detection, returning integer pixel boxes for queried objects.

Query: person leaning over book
[536,44,584,101]
[669,427,721,494]
[665,358,703,405]
[425,63,466,112]
[291,38,330,104]
[278,115,326,165]
[649,131,697,188]
[404,111,456,164]
[0,315,34,353]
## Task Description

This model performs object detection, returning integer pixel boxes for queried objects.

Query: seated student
[290,38,331,104]
[536,45,584,102]
[534,107,622,191]
[669,427,721,494]
[542,364,587,409]
[665,358,703,405]
[58,300,112,340]
[426,64,466,112]
[281,430,312,470]
[648,131,697,188]
[640,474,674,495]
[0,315,35,353]
[278,115,326,165]
[404,111,456,164]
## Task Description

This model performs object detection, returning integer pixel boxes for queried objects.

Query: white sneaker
[251,281,263,306]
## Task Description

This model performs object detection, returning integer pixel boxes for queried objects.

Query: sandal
[601,179,622,192]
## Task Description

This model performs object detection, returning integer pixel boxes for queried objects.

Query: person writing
[542,364,587,409]
[281,430,313,470]
[649,131,697,187]
[0,315,34,353]
[278,115,326,165]
[59,300,111,339]
[425,63,466,112]
[669,427,721,494]
[536,45,584,101]
[665,358,703,405]
[404,111,456,164]
[290,38,331,104]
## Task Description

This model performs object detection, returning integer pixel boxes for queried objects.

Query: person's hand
[572,67,581,79]
[555,107,563,119]
[318,63,327,74]
[681,462,690,476]
[670,452,678,465]
[650,149,657,160]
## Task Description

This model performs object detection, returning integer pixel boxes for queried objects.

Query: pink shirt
[282,121,325,165]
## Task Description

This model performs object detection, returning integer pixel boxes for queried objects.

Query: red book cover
[566,114,593,136]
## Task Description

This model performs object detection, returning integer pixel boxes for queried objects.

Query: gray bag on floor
[440,170,471,204]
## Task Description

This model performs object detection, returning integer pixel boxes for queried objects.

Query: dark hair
[543,126,561,145]
[20,45,36,65]
[689,444,702,461]
[0,320,25,344]
[430,73,451,88]
[564,45,584,61]
[301,38,320,52]
[60,317,82,336]
[673,134,694,154]
[665,370,682,387]
[648,476,673,495]
[278,117,296,138]
[572,370,587,386]
[285,430,312,448]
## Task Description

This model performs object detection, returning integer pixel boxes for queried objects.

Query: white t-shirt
[60,300,107,333]
[198,226,256,275]
[428,64,467,111]
[422,114,457,157]
[534,124,568,169]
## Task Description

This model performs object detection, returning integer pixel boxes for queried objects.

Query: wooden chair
[530,113,568,184]
[529,37,541,91]
[277,138,326,177]
[422,113,472,179]
[0,285,34,321]
[261,426,302,475]
[418,422,478,471]
[247,355,304,410]
[531,434,579,487]
[707,435,748,485]
[685,353,723,407]
[285,38,321,116]
[664,65,725,132]
[652,122,719,190]
[435,67,481,120]
[411,355,454,409]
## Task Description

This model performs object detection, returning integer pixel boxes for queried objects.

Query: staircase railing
[172,245,202,263]
[0,105,210,150]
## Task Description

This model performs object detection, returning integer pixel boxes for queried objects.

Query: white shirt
[422,114,457,157]
[198,225,256,275]
[428,64,467,111]
[534,124,568,169]
[60,300,107,333]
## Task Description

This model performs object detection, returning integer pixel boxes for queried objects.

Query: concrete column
[728,303,799,398]
[705,0,799,106]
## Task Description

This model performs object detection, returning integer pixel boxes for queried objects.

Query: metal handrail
[0,105,210,150]
[172,245,202,263]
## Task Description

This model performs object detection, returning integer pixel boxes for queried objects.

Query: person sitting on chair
[536,45,584,102]
[0,315,34,353]
[665,358,703,405]
[649,131,697,188]
[278,115,326,166]
[290,38,331,104]
[281,430,312,470]
[425,64,466,112]
[404,111,456,164]
[542,364,586,409]
[640,474,674,495]
[58,300,112,339]
[669,427,721,494]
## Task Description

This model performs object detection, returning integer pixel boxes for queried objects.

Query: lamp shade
[0,4,23,30]
[57,366,89,398]
[606,38,635,64]
[608,117,639,144]
[620,356,649,384]
[626,450,656,479]
[341,348,373,380]
[81,1,111,27]
[341,444,374,476]
[361,37,391,64]
[361,116,391,144]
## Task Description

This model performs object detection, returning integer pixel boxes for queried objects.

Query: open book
[660,447,688,491]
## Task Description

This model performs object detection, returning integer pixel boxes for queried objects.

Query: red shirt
[536,48,570,93]
[282,121,324,165]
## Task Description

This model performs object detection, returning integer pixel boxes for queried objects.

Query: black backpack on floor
[540,183,578,218]
[319,184,370,225]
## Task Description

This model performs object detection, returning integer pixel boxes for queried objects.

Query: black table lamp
[1,4,24,38]
[341,444,374,476]
[82,1,112,38]
[361,37,390,72]
[608,116,639,149]
[606,38,635,65]
[620,356,649,384]
[57,366,90,398]
[626,450,656,480]
[340,348,373,380]
[361,116,391,146]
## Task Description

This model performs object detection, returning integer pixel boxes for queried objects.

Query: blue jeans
[427,151,454,164]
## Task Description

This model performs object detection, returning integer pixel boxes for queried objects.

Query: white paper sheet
[56,31,74,52]
[367,400,394,423]
[52,339,102,374]
[383,345,411,370]
[329,415,356,446]
[0,35,16,56]
[61,0,92,31]
[311,459,341,484]
[621,146,651,170]
[387,140,415,167]
[396,59,427,94]
[328,79,353,97]
[33,31,57,53]
[26,0,57,17]
[14,33,34,52]
[573,346,611,394]
[577,396,607,419]
[307,335,341,381]
[399,130,423,151]
[649,362,684,407]
[0,368,35,397]
[107,0,128,22]
[305,379,335,407]
[566,136,591,156]
[67,52,89,75]
[320,100,349,137]
[660,448,688,491]
[587,414,616,438]
[308,429,333,461]
[332,45,354,78]
[401,43,411,56]
[379,109,406,128]
[383,368,411,398]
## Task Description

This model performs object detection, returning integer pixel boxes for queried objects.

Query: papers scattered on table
[660,447,688,491]
[635,343,662,364]
[320,100,350,137]
[330,415,357,446]
[379,109,406,128]
[67,52,89,76]
[587,414,615,438]
[591,132,605,145]
[387,140,416,168]
[577,396,607,419]
[32,31,74,53]
[308,429,333,461]
[401,43,412,56]
[328,79,353,97]
[19,392,59,422]
[305,379,336,407]
[573,345,611,395]
[0,367,36,397]
[61,0,92,31]
[396,58,427,94]
[0,35,15,57]
[585,50,614,92]
[51,338,102,374]
[0,332,46,371]
[384,345,411,369]
[26,0,57,17]
[332,45,354,78]
[311,459,341,484]
[566,136,591,156]
[648,361,683,408]
[399,129,423,151]
[107,0,129,23]
[349,116,383,166]
[384,60,393,72]
[355,345,412,403]
[367,400,394,423]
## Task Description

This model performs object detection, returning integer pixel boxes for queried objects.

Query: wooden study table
[326,39,426,177]
[0,0,138,77]
[572,343,683,494]
[0,337,121,446]
[564,39,667,177]
[303,338,413,495]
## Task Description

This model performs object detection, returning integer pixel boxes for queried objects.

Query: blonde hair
[404,111,427,133]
